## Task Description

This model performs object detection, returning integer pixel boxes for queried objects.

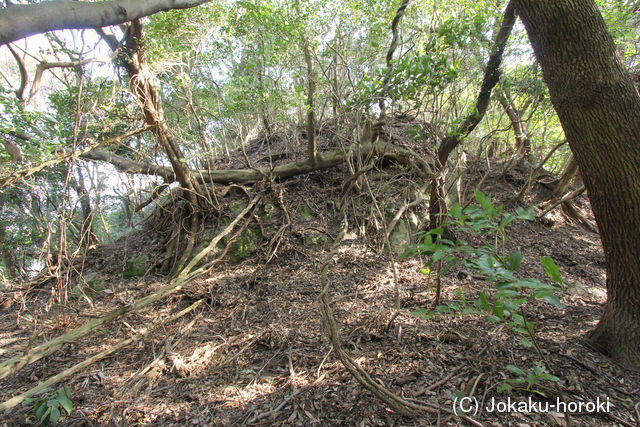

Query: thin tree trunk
[295,1,317,166]
[552,154,579,198]
[0,222,17,280]
[302,35,317,165]
[497,89,532,161]
[516,0,640,369]
[378,0,411,118]
[428,1,516,229]
[71,170,97,246]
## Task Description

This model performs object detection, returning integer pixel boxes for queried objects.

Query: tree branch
[29,57,112,102]
[80,149,176,181]
[0,0,211,45]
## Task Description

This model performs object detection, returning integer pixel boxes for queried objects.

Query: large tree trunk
[0,0,210,46]
[515,0,640,369]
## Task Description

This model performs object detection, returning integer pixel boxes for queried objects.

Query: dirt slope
[1,122,638,426]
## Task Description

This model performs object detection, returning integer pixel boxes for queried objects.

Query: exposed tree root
[317,171,483,425]
[536,185,586,219]
[0,195,259,381]
[516,140,567,201]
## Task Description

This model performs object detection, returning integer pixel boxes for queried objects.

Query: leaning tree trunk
[515,0,640,369]
[99,21,203,271]
[428,1,516,230]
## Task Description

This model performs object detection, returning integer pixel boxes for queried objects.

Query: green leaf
[504,251,523,271]
[435,305,451,314]
[429,226,445,236]
[526,371,538,386]
[477,292,490,311]
[509,279,552,290]
[538,373,560,382]
[520,338,534,348]
[543,294,564,308]
[492,303,505,319]
[506,364,525,376]
[49,404,61,424]
[474,190,493,213]
[34,401,47,421]
[540,256,563,283]
[449,204,462,218]
[40,406,52,423]
[497,383,512,392]
[431,249,448,262]
[58,396,73,414]
[448,302,461,311]
[412,308,432,319]
[515,206,536,221]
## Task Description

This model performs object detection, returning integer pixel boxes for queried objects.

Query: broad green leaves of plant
[24,386,73,425]
[408,191,563,393]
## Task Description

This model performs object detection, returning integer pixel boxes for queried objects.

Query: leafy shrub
[407,191,564,393]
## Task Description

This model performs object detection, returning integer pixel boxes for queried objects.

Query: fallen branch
[0,275,187,381]
[516,140,567,201]
[0,299,204,412]
[80,139,433,185]
[0,194,259,380]
[246,388,306,424]
[536,185,586,219]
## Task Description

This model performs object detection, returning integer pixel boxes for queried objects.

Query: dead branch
[265,184,291,263]
[516,140,567,200]
[6,44,28,102]
[80,139,433,185]
[0,127,150,189]
[246,388,306,424]
[536,185,586,218]
[386,182,428,241]
[80,149,175,181]
[179,193,261,279]
[0,299,204,412]
[29,57,111,102]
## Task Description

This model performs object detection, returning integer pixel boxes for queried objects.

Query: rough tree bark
[378,0,412,118]
[295,1,318,165]
[515,0,640,369]
[0,0,211,46]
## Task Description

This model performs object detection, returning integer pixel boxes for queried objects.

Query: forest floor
[1,118,639,426]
